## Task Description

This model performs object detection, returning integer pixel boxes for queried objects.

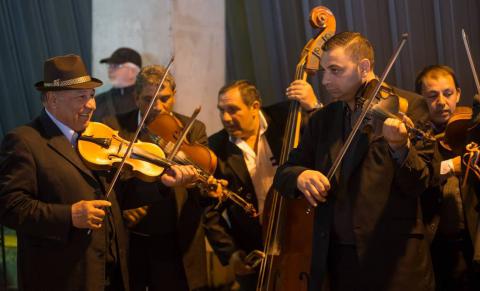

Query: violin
[78,122,168,182]
[436,30,480,155]
[359,79,435,142]
[436,106,474,155]
[146,112,217,175]
[77,122,258,216]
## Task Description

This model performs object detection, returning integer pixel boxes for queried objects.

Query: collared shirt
[45,109,77,145]
[229,111,277,219]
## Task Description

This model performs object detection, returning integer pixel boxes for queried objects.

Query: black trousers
[431,233,480,291]
[327,244,361,291]
[236,272,258,291]
[128,232,189,291]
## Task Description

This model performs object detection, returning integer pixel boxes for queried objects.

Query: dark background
[226,0,480,108]
[2,1,480,139]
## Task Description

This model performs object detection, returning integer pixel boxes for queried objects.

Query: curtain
[226,0,480,107]
[0,0,92,139]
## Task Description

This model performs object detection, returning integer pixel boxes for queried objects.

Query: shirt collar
[45,109,76,143]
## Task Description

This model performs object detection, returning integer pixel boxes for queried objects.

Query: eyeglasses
[108,64,126,70]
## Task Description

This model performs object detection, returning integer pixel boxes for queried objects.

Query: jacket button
[246,193,253,200]
[320,232,327,238]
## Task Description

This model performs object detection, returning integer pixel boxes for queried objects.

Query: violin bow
[167,106,201,160]
[462,29,480,96]
[461,29,480,185]
[104,56,175,199]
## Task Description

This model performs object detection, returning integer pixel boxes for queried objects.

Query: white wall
[92,0,224,135]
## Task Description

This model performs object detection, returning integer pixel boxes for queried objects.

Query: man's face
[136,82,175,121]
[47,89,96,131]
[421,75,460,126]
[320,47,365,104]
[108,63,137,88]
[217,87,259,140]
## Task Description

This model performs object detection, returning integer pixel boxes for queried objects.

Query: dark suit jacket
[0,110,129,291]
[92,85,137,122]
[103,109,209,290]
[204,102,291,265]
[416,121,480,264]
[274,93,434,291]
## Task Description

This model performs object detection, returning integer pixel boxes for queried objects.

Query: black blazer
[0,110,129,291]
[416,122,480,263]
[204,101,291,264]
[103,109,209,290]
[274,91,435,291]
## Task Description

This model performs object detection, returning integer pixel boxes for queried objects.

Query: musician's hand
[123,206,149,228]
[71,200,111,230]
[161,165,199,187]
[286,80,320,111]
[383,117,409,151]
[229,250,255,276]
[205,176,228,198]
[297,170,330,207]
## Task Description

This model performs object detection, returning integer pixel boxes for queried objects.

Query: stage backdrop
[1,0,479,138]
[0,0,92,139]
[226,0,480,107]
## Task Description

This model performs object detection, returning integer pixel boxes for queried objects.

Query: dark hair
[322,31,375,67]
[218,80,262,106]
[414,65,460,94]
[135,65,176,94]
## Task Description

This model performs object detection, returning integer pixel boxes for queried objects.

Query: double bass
[256,6,336,291]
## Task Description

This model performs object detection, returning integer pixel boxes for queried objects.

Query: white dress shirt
[45,109,77,145]
[229,111,277,220]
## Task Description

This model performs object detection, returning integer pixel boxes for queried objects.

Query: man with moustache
[0,55,199,291]
[104,65,211,291]
[275,32,433,291]
[414,65,480,290]
[204,80,320,291]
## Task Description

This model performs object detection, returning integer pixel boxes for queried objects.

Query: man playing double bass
[414,65,480,290]
[276,31,433,291]
[203,80,319,291]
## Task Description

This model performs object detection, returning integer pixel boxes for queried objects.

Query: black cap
[100,47,142,67]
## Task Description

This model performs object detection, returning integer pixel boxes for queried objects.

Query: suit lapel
[341,132,369,182]
[327,104,347,184]
[225,141,253,190]
[40,111,98,183]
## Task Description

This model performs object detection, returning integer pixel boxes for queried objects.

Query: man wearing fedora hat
[0,54,201,291]
[93,47,142,122]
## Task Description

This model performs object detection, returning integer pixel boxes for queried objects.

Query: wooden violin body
[78,122,259,216]
[78,122,170,182]
[147,112,217,175]
[437,106,474,154]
